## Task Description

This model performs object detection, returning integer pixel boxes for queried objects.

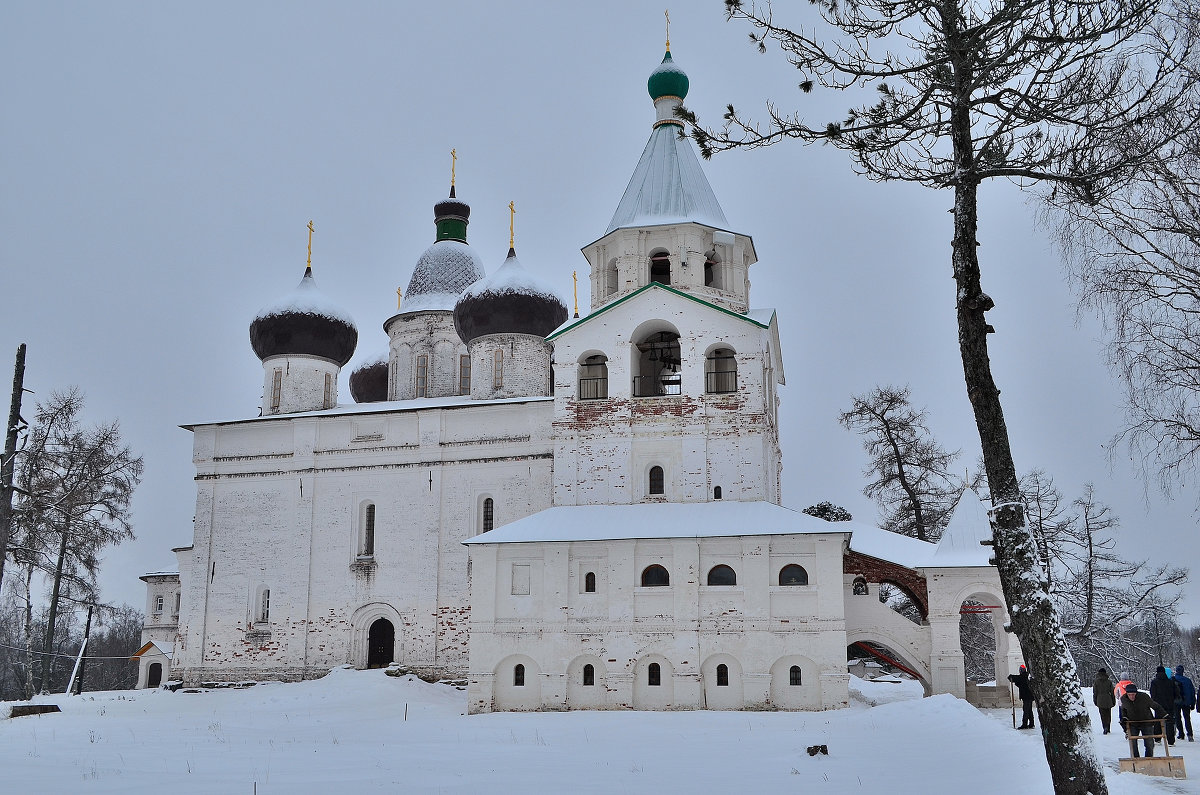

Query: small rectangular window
[511,563,530,595]
[362,504,376,556]
[416,355,428,397]
[323,373,333,409]
[154,595,164,613]
[459,355,471,395]
[493,349,504,389]
[271,369,283,412]
[258,588,270,623]
[174,592,181,617]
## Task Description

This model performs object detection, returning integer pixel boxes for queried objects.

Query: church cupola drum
[454,203,567,400]
[250,222,358,415]
[384,161,487,401]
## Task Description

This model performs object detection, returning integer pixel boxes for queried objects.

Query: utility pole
[0,343,27,598]
[73,604,94,695]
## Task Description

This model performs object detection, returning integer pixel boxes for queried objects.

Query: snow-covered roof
[131,640,173,659]
[464,501,853,545]
[927,490,994,568]
[461,251,566,304]
[605,121,730,235]
[182,394,553,430]
[254,271,356,328]
[139,570,179,580]
[847,524,937,570]
[401,240,486,313]
[546,283,770,341]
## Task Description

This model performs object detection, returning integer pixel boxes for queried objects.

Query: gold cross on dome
[397,287,403,309]
[451,148,457,187]
[665,9,670,50]
[306,220,315,271]
[508,201,516,249]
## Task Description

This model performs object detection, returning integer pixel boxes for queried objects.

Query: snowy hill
[1,670,1192,793]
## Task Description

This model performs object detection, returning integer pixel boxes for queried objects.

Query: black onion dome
[434,185,471,224]
[454,249,569,344]
[349,355,389,403]
[250,268,358,366]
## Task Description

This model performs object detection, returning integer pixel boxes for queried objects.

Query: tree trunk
[38,513,70,694]
[0,343,26,599]
[21,562,34,700]
[952,179,1107,793]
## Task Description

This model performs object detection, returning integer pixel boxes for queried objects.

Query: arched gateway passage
[367,618,395,668]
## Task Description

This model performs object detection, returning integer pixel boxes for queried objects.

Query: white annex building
[143,45,1022,711]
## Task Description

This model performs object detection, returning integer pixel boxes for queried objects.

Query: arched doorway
[147,662,162,688]
[367,618,395,668]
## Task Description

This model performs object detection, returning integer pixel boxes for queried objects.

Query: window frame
[716,663,729,687]
[706,564,737,587]
[415,354,429,398]
[578,354,609,400]
[270,368,283,412]
[514,664,525,687]
[459,354,471,395]
[648,662,661,686]
[789,665,802,686]
[360,502,376,557]
[704,347,738,394]
[583,664,595,686]
[779,564,810,586]
[584,571,597,593]
[648,465,665,496]
[640,564,670,587]
[482,497,494,533]
[493,349,504,389]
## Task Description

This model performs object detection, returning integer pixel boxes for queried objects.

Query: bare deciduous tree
[13,389,142,694]
[839,385,960,542]
[681,2,1199,789]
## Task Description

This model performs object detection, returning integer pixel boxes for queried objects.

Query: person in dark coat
[1120,683,1167,758]
[1174,665,1195,741]
[1008,665,1035,729]
[1150,665,1181,745]
[1093,668,1116,734]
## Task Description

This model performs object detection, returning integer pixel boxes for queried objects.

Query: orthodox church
[139,43,1021,712]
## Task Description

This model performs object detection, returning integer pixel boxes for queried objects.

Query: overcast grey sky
[3,1,1195,620]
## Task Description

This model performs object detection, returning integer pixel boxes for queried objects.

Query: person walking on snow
[1150,665,1181,745]
[1174,665,1195,741]
[1093,668,1116,735]
[1120,683,1167,758]
[1008,665,1035,729]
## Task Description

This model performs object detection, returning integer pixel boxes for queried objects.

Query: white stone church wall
[467,532,851,713]
[260,355,340,415]
[172,399,554,685]
[550,289,781,507]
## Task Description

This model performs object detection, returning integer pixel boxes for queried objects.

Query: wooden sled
[1120,718,1186,779]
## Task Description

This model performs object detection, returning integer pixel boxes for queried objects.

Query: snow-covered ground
[2,669,1195,794]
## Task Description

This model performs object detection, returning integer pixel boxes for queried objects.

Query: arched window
[648,662,661,686]
[705,348,737,393]
[585,572,596,593]
[641,564,670,587]
[714,485,722,500]
[482,498,494,533]
[853,576,869,595]
[514,664,525,687]
[779,564,809,586]
[789,665,802,686]
[415,354,429,398]
[579,354,609,400]
[649,251,671,285]
[361,503,376,556]
[704,252,721,289]
[717,664,729,687]
[605,258,619,296]
[634,331,681,397]
[648,466,665,495]
[583,664,595,686]
[707,565,737,586]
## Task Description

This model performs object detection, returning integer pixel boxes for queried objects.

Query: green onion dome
[647,50,688,101]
